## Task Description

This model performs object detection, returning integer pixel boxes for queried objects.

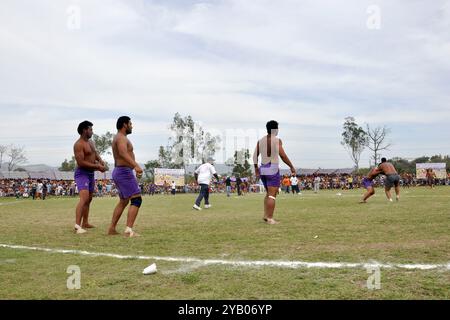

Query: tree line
[341,116,450,174]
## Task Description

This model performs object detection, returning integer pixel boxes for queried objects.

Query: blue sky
[0,0,449,168]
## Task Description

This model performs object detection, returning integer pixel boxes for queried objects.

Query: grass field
[0,187,449,300]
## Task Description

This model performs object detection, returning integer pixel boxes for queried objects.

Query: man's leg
[394,183,400,201]
[195,185,205,206]
[361,187,375,203]
[265,187,279,224]
[75,190,90,233]
[125,194,142,237]
[108,198,129,235]
[263,195,268,221]
[204,186,210,205]
[385,187,393,201]
[81,193,94,228]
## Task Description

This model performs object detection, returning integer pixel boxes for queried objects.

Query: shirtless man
[108,116,144,237]
[253,120,296,225]
[378,158,401,202]
[426,169,436,189]
[73,121,106,234]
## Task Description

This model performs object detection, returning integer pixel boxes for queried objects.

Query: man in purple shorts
[360,168,380,203]
[253,120,296,225]
[108,116,144,238]
[73,121,106,234]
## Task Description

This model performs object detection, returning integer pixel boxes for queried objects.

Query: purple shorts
[260,163,281,189]
[112,166,141,199]
[74,168,95,193]
[362,177,374,189]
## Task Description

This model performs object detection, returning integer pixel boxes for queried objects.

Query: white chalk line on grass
[1,243,449,272]
[0,201,27,206]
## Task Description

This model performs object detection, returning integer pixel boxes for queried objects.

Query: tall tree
[366,124,391,166]
[158,145,177,169]
[341,117,367,171]
[169,113,221,166]
[193,123,221,164]
[59,156,77,171]
[0,145,7,170]
[93,131,113,156]
[232,149,252,177]
[92,131,113,170]
[7,145,27,172]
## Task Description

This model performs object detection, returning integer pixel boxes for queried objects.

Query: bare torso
[379,162,398,175]
[112,133,135,168]
[73,139,97,169]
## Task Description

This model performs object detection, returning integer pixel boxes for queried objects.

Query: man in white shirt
[193,157,219,211]
[35,180,43,200]
[171,181,176,195]
[314,175,321,193]
[290,174,300,194]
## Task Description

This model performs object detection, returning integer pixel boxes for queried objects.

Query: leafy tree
[232,149,252,177]
[341,117,367,170]
[59,156,77,171]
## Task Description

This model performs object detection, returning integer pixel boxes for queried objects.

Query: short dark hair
[266,120,279,134]
[116,116,131,130]
[381,158,387,163]
[77,120,93,135]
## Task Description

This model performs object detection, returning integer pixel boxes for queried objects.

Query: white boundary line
[0,201,27,206]
[1,243,449,271]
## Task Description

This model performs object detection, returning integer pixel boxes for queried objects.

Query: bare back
[112,133,135,168]
[258,135,280,165]
[379,162,398,175]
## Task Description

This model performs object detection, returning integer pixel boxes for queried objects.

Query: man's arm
[210,165,219,181]
[279,139,296,174]
[92,142,105,165]
[253,142,260,177]
[74,143,102,171]
[194,167,200,183]
[116,137,140,170]
[90,141,106,170]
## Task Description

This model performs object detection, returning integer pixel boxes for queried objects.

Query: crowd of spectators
[1,172,449,198]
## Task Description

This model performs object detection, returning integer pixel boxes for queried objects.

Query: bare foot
[125,231,140,238]
[359,200,367,204]
[108,229,120,236]
[82,223,95,229]
[266,219,279,225]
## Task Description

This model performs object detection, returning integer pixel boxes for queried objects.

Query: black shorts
[385,174,400,188]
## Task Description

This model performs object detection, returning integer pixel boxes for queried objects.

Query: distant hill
[0,163,57,172]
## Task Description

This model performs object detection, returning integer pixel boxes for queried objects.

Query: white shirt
[171,182,176,189]
[195,163,217,185]
[314,177,321,183]
[290,177,298,186]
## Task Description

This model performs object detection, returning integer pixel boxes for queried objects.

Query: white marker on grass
[143,263,157,275]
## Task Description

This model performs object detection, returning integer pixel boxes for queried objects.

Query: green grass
[0,187,449,299]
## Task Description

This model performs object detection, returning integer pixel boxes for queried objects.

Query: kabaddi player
[378,158,401,202]
[73,121,106,234]
[253,120,296,225]
[108,116,144,237]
